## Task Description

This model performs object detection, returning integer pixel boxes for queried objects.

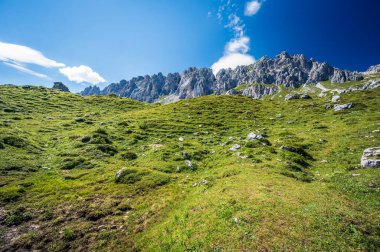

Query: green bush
[89,134,112,144]
[2,136,28,148]
[60,157,86,170]
[97,144,118,156]
[81,136,91,143]
[93,128,108,135]
[121,151,138,160]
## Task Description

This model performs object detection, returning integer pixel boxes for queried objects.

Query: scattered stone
[334,103,353,111]
[301,94,311,99]
[361,147,380,168]
[192,179,208,187]
[247,133,265,140]
[237,153,248,159]
[285,94,298,101]
[200,179,208,185]
[229,144,241,151]
[318,92,326,98]
[178,137,184,142]
[233,217,238,224]
[115,168,127,182]
[352,174,360,177]
[331,95,340,103]
[185,160,192,168]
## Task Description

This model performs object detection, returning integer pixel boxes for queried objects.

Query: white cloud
[4,62,51,79]
[211,37,255,75]
[0,41,65,68]
[212,53,254,75]
[226,36,250,54]
[0,41,105,84]
[59,65,105,84]
[245,1,262,16]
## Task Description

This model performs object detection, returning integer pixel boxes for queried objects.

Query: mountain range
[80,52,378,103]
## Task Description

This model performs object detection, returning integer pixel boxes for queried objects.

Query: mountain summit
[81,52,366,102]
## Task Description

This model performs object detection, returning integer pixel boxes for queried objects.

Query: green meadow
[0,83,379,251]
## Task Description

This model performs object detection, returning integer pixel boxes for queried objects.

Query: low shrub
[97,144,118,156]
[121,151,138,160]
[2,136,28,148]
[60,157,86,170]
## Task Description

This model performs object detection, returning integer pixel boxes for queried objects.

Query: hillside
[0,83,379,251]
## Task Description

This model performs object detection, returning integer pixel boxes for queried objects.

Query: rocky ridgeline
[81,52,370,103]
[367,64,380,74]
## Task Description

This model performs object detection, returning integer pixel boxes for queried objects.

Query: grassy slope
[0,84,379,251]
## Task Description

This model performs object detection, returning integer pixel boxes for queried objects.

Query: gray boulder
[331,95,340,103]
[247,133,265,140]
[300,94,312,99]
[361,147,380,168]
[285,94,298,101]
[115,168,127,183]
[333,103,353,111]
[229,144,241,151]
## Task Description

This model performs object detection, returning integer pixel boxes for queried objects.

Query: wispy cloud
[245,0,262,16]
[4,62,51,80]
[0,41,105,84]
[59,65,105,85]
[225,14,245,38]
[211,0,265,75]
[0,42,65,68]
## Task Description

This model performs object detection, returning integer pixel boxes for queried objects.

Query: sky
[0,0,379,93]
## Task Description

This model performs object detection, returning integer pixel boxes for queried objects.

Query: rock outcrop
[52,82,70,92]
[333,103,353,111]
[361,147,380,168]
[80,52,366,103]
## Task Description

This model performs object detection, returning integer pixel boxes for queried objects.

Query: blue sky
[0,0,379,92]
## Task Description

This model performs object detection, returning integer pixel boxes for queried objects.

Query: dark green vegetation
[0,84,379,251]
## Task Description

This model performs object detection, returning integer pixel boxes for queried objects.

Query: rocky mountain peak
[367,64,380,73]
[81,52,367,103]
